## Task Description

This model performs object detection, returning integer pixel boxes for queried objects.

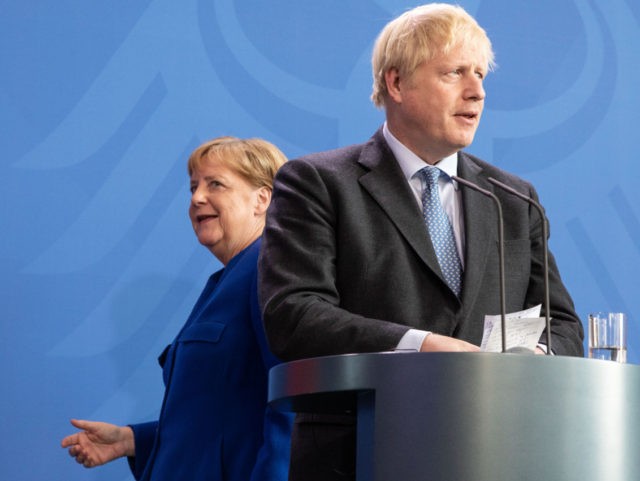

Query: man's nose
[464,75,485,101]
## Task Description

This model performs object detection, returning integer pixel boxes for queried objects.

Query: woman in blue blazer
[61,137,292,481]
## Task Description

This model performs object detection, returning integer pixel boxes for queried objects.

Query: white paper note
[480,305,546,352]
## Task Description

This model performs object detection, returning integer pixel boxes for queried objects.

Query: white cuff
[395,329,431,351]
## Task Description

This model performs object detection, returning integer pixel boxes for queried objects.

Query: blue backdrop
[2,1,639,479]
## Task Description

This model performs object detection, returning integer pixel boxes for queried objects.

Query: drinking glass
[588,312,627,363]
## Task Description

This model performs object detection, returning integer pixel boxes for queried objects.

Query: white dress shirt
[383,125,550,354]
[382,123,465,351]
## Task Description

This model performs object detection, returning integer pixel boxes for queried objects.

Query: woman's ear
[254,186,272,216]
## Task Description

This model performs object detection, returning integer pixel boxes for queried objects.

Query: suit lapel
[457,153,496,310]
[357,131,445,284]
[356,133,498,306]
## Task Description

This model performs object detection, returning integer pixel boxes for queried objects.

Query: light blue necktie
[418,166,462,296]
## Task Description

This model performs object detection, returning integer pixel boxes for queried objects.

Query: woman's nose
[191,184,206,205]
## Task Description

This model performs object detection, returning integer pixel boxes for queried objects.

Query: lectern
[269,352,640,480]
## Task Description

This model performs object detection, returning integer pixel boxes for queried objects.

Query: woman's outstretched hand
[61,419,135,468]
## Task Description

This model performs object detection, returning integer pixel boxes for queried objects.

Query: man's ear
[254,186,272,216]
[384,67,403,104]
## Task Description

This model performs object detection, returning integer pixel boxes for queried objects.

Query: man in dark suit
[258,4,584,480]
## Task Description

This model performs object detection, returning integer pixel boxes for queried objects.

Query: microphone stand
[452,176,507,353]
[488,177,552,355]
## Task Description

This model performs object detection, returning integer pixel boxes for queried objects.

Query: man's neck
[384,121,456,166]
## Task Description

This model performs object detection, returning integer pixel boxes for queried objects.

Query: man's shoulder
[460,151,534,191]
[277,136,387,185]
[292,129,386,167]
[295,140,372,166]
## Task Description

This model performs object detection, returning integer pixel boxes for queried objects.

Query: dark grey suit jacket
[259,129,584,360]
[258,129,584,480]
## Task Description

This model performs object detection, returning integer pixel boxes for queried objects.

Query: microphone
[487,177,552,355]
[452,175,507,353]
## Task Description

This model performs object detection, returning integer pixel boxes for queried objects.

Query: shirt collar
[382,122,459,186]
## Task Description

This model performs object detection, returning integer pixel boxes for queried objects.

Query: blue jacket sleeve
[248,260,293,480]
[127,421,158,480]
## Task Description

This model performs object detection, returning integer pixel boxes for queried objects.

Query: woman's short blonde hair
[187,136,287,190]
[371,3,495,107]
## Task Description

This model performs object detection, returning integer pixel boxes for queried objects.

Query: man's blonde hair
[371,3,495,107]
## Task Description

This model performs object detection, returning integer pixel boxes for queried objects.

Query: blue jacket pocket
[178,321,226,343]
